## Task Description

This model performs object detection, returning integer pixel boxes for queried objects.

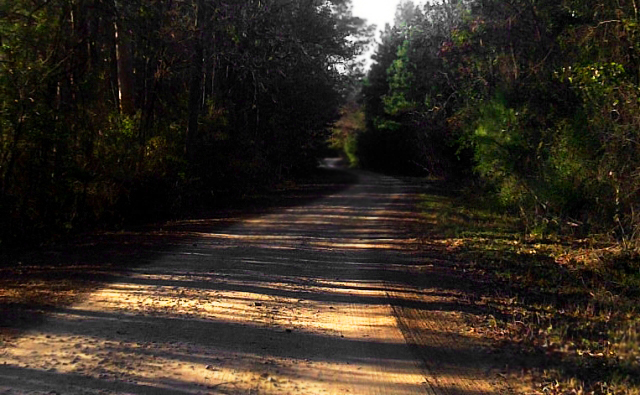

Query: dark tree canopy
[0,0,373,244]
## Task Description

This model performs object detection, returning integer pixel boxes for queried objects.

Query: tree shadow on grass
[400,179,640,394]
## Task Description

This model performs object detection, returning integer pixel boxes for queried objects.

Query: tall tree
[186,0,206,160]
[113,1,135,116]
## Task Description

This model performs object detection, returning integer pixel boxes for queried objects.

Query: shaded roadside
[394,178,640,395]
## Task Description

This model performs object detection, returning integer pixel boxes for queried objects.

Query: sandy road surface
[0,170,502,395]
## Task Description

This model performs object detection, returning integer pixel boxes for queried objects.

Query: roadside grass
[416,184,640,395]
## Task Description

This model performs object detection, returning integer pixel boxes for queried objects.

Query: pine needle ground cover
[414,182,640,395]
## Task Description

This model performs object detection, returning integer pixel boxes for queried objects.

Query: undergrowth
[417,184,640,395]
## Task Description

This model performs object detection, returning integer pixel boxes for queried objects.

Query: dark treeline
[335,0,640,243]
[0,0,371,245]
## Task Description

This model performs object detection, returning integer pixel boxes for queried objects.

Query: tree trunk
[186,0,206,161]
[114,15,135,116]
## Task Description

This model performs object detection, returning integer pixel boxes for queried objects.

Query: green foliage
[359,0,640,244]
[359,0,475,176]
[330,103,365,166]
[465,98,519,183]
[382,41,417,116]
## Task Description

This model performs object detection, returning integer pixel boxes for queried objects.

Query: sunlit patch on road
[0,172,500,395]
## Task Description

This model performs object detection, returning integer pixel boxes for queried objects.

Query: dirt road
[0,170,504,395]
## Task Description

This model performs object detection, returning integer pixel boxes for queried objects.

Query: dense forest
[0,0,371,245]
[332,0,640,245]
[3,0,640,247]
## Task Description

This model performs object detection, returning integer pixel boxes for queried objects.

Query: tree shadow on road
[5,170,617,394]
[0,169,516,395]
[0,168,358,338]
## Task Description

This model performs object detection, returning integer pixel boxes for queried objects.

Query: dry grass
[415,187,640,395]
